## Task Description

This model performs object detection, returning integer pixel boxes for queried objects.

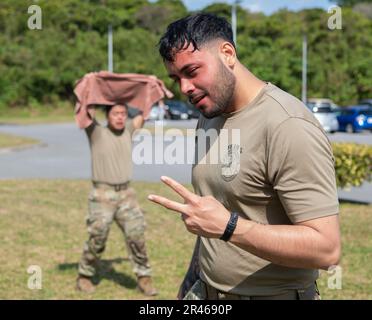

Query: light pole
[231,0,242,48]
[302,34,307,104]
[108,24,113,72]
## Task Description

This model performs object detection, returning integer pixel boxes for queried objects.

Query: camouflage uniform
[78,183,152,278]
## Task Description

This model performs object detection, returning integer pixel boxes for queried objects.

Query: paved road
[327,131,372,145]
[0,121,371,203]
[0,121,197,183]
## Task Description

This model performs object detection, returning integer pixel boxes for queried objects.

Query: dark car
[186,103,201,119]
[165,100,190,120]
[336,105,372,133]
[359,99,372,107]
[165,100,200,120]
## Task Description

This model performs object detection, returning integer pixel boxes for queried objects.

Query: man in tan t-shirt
[76,104,157,296]
[148,13,341,300]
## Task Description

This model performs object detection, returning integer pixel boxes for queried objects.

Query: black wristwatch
[220,212,239,242]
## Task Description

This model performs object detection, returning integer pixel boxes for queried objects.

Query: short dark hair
[158,13,235,62]
[105,104,128,118]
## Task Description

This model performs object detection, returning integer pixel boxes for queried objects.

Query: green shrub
[332,143,372,189]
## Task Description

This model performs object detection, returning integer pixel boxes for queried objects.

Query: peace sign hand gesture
[148,176,230,238]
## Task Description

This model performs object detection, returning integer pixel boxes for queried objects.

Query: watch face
[221,144,241,182]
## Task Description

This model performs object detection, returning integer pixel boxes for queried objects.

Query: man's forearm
[147,176,341,271]
[230,215,341,270]
[132,114,144,130]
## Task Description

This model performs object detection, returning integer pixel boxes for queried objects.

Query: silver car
[306,99,339,133]
[149,105,167,120]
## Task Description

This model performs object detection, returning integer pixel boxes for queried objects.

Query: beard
[199,60,236,119]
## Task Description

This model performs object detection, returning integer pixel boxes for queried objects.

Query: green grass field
[0,180,370,300]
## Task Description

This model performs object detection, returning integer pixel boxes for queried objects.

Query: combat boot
[137,276,158,296]
[76,275,95,293]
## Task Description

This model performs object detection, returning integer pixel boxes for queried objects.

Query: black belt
[93,181,129,191]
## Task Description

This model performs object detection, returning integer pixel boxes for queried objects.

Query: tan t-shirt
[192,83,339,296]
[86,120,135,185]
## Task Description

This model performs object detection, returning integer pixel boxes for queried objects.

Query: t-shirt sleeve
[84,119,98,138]
[267,117,339,223]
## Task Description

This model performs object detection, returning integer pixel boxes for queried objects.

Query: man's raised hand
[148,176,231,238]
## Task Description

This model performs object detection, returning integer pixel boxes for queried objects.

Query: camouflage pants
[78,184,152,278]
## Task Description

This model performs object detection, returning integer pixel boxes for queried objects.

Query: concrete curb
[0,142,48,154]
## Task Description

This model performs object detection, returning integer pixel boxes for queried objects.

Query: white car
[306,99,339,133]
[149,105,167,120]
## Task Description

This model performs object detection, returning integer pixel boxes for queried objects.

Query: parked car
[186,103,201,119]
[307,98,339,110]
[306,99,339,133]
[149,105,168,120]
[359,99,372,107]
[336,105,372,133]
[165,100,190,120]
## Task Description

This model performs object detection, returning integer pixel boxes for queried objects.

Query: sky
[181,0,336,15]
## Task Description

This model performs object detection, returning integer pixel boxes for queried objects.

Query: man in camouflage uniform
[76,104,157,296]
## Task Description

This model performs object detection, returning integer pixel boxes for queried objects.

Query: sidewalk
[337,182,371,204]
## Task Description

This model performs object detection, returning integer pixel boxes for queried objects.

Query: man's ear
[219,42,236,68]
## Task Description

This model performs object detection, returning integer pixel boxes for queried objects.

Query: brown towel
[74,71,173,128]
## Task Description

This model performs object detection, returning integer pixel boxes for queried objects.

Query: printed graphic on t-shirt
[221,144,241,181]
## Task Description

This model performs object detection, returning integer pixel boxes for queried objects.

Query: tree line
[0,0,371,110]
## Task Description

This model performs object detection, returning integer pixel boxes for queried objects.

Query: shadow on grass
[58,257,137,289]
